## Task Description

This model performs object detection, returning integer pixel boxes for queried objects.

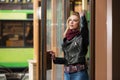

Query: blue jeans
[64,70,89,80]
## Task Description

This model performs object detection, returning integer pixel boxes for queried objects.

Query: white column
[28,60,36,80]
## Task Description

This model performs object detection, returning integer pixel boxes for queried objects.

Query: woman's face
[68,15,79,29]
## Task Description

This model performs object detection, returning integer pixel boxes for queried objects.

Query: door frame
[90,0,95,80]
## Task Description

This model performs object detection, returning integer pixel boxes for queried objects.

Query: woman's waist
[64,64,87,73]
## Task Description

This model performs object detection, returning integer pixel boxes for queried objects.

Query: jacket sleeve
[80,15,89,56]
[53,57,66,64]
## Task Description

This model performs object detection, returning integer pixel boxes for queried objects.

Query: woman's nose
[70,21,73,24]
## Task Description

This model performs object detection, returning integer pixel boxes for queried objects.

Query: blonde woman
[49,12,89,80]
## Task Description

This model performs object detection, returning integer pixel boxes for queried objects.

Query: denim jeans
[64,70,89,80]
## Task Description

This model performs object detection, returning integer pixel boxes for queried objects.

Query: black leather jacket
[62,34,86,65]
[53,15,89,66]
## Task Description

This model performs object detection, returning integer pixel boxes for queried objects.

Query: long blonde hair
[63,12,80,37]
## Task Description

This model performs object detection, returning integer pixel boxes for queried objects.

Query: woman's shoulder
[76,34,82,40]
[76,33,82,38]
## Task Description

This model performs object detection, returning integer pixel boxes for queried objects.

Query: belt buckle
[69,65,77,73]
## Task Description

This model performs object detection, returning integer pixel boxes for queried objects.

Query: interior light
[0,0,5,2]
[9,0,14,2]
[26,0,31,2]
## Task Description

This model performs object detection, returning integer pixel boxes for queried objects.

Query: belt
[64,64,86,73]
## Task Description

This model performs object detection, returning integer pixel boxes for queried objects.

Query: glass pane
[46,0,52,80]
[0,21,33,47]
[46,0,51,50]
[56,0,64,79]
[1,21,24,47]
[46,0,64,80]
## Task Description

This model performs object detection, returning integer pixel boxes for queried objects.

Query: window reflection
[25,23,33,47]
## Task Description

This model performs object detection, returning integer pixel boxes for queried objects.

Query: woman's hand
[79,11,86,17]
[47,51,56,60]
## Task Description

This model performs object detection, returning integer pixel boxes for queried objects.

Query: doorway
[33,0,95,80]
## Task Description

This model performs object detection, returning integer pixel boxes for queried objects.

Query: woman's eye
[74,20,78,22]
[69,19,79,22]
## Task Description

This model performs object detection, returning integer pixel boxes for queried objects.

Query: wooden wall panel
[95,0,107,80]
